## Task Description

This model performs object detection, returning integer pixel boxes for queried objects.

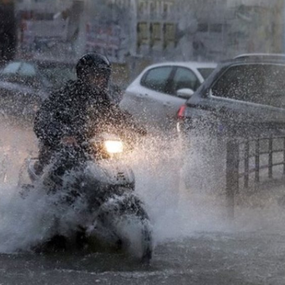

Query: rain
[0,0,285,284]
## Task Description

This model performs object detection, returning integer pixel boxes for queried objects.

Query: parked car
[0,60,51,120]
[119,61,217,131]
[0,59,76,121]
[177,54,285,139]
[0,59,124,121]
[36,59,76,89]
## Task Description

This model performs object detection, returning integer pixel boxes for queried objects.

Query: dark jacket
[34,79,144,151]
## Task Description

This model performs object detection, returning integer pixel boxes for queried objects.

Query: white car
[119,61,217,131]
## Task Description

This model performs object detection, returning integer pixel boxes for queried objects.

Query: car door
[161,66,201,124]
[132,66,175,128]
[194,63,285,135]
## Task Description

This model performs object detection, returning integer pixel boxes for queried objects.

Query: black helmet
[76,53,111,79]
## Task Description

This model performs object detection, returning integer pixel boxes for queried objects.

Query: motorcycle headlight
[104,140,124,154]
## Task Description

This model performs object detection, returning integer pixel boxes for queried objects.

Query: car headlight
[104,140,124,154]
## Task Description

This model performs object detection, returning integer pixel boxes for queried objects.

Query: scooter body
[18,133,152,262]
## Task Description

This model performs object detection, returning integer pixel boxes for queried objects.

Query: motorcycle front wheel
[95,191,153,263]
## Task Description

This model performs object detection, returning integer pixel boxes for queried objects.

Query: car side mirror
[177,88,194,99]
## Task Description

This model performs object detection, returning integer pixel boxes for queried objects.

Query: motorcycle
[18,132,153,262]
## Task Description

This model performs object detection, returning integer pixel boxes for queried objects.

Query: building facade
[13,0,285,80]
[15,0,83,62]
[226,0,284,57]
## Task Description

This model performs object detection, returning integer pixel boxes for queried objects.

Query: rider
[34,52,145,174]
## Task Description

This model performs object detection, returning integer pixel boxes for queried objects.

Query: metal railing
[226,135,285,217]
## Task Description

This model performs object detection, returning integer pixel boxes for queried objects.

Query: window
[211,64,285,108]
[172,67,200,92]
[39,65,75,88]
[137,22,149,45]
[141,67,173,94]
[150,23,161,46]
[163,2,172,19]
[19,63,37,77]
[163,23,176,48]
[198,23,208,32]
[138,0,146,15]
[197,68,215,80]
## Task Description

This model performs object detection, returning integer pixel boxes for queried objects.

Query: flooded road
[0,119,285,284]
[0,231,285,285]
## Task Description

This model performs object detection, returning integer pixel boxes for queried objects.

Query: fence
[226,135,285,218]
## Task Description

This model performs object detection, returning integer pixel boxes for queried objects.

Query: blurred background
[1,0,285,85]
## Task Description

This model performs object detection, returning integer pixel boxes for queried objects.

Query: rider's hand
[61,136,78,146]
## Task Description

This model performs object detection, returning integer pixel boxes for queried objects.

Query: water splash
[0,121,285,254]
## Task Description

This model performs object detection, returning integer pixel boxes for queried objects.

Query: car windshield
[18,63,37,77]
[197,68,215,80]
[38,65,76,88]
[211,64,285,108]
[0,61,42,86]
[1,62,21,74]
